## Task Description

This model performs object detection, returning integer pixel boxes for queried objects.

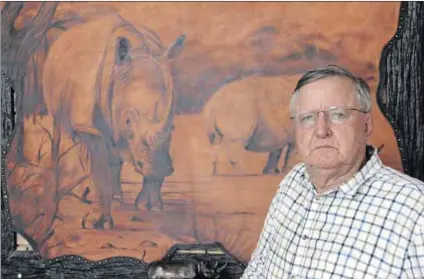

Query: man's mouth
[313,145,335,150]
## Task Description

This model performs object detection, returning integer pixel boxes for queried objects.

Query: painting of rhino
[42,13,185,229]
[203,75,297,175]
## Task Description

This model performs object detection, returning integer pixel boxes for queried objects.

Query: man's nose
[314,112,332,138]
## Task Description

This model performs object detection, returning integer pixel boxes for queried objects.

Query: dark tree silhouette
[377,1,424,182]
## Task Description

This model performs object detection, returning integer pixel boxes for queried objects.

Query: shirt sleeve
[403,221,424,278]
[240,179,287,279]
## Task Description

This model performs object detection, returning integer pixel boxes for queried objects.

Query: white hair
[290,65,372,117]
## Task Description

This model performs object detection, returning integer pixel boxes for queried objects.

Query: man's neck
[306,154,367,194]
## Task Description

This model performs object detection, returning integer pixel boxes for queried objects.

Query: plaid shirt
[241,147,424,279]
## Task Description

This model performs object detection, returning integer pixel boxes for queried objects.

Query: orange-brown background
[5,2,401,263]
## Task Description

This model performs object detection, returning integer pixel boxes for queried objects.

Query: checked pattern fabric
[241,147,424,279]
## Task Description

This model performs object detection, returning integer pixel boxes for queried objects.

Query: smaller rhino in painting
[203,75,296,176]
[147,258,228,279]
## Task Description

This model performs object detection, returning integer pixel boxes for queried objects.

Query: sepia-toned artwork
[2,2,402,263]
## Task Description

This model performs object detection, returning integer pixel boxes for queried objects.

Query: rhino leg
[135,178,164,211]
[110,155,124,204]
[81,186,92,204]
[281,143,295,171]
[263,148,283,175]
[211,145,219,176]
[76,131,114,230]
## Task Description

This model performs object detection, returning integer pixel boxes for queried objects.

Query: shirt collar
[300,145,383,197]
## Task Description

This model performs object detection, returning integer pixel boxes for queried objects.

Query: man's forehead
[297,76,358,106]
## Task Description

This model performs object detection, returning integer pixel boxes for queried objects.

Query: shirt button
[315,195,320,201]
[302,235,307,240]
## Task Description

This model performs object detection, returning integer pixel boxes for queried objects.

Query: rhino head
[109,32,185,180]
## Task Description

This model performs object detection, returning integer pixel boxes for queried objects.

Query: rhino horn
[146,36,185,147]
[146,74,174,148]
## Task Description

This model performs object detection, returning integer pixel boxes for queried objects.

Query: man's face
[294,76,373,170]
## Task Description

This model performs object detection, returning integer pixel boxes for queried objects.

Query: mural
[2,2,402,264]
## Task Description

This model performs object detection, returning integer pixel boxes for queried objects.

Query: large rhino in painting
[203,76,296,175]
[42,13,185,229]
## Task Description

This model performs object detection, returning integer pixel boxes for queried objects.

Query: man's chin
[311,146,337,152]
[309,162,341,170]
[306,156,342,170]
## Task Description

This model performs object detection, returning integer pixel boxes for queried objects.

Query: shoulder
[364,150,424,206]
[374,165,424,196]
[369,165,424,219]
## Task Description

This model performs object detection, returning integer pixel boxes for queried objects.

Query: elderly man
[241,65,424,278]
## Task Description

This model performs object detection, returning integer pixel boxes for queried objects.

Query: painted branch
[0,2,24,35]
[19,2,59,55]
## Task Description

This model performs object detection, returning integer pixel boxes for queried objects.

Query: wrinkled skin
[294,76,373,193]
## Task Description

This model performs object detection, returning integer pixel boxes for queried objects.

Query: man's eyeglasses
[290,107,369,129]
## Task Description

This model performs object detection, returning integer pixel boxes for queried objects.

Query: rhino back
[205,76,296,150]
[43,14,127,93]
[243,76,297,151]
[203,79,258,144]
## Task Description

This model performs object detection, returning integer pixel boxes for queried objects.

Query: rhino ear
[166,34,186,60]
[116,36,131,64]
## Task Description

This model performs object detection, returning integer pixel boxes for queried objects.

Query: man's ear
[365,113,373,138]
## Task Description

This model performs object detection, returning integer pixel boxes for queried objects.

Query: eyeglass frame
[290,107,370,129]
